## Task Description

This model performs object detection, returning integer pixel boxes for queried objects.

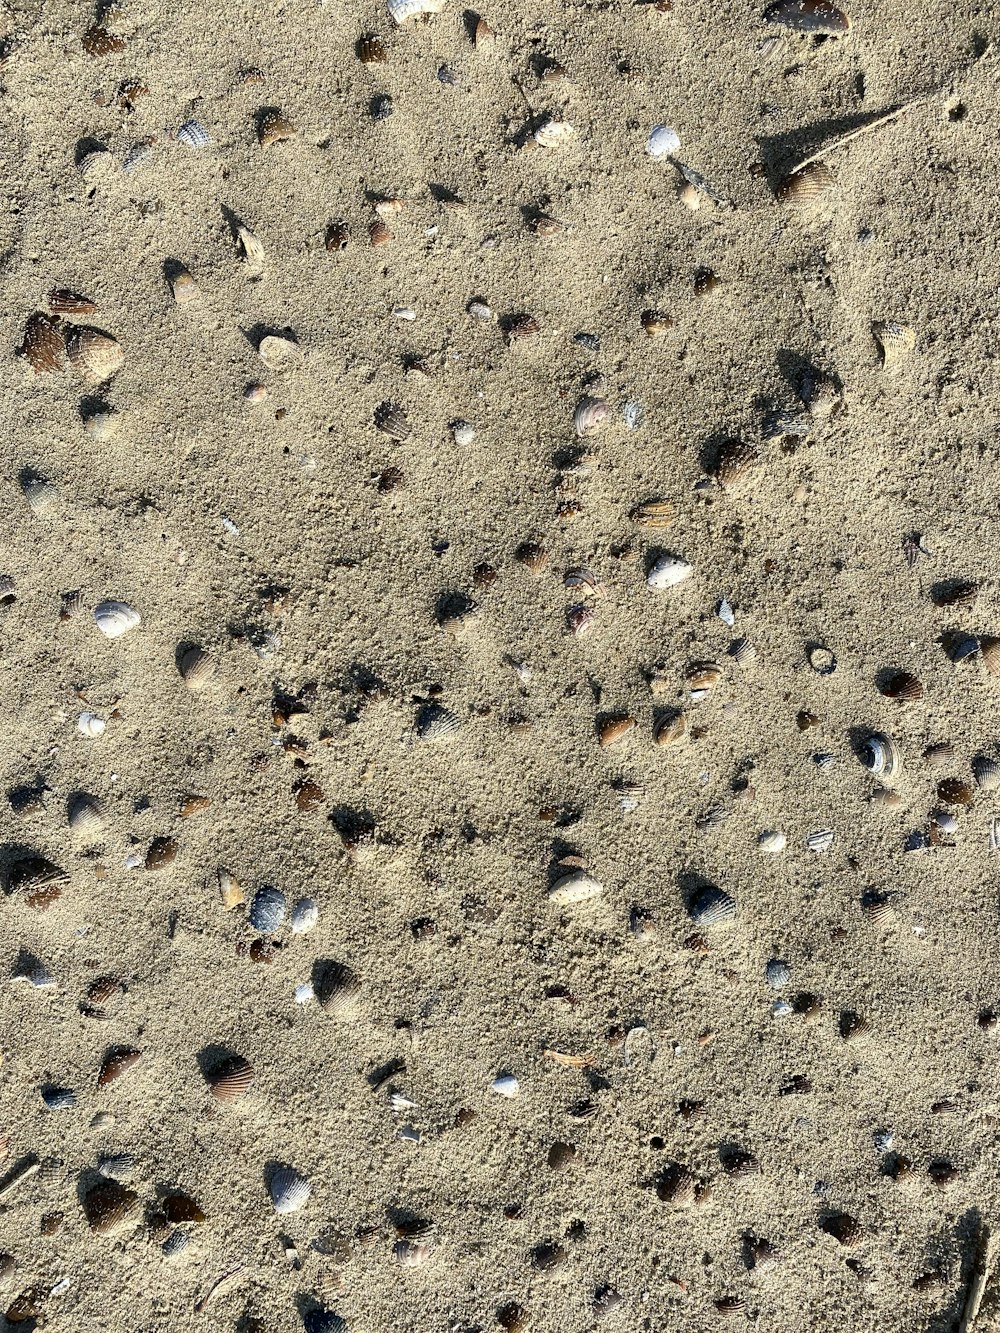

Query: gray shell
[177,119,211,149]
[861,732,901,784]
[42,1086,77,1110]
[689,885,736,927]
[269,1164,312,1214]
[416,703,461,742]
[290,897,319,933]
[249,886,286,933]
[765,960,791,989]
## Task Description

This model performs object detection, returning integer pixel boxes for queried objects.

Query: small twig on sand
[958,1224,995,1333]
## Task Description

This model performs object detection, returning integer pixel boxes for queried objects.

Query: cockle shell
[689,885,736,927]
[387,0,446,22]
[177,119,211,149]
[98,1153,138,1181]
[758,830,787,854]
[358,35,387,61]
[646,124,680,159]
[304,1310,348,1333]
[21,314,64,373]
[269,1165,311,1214]
[714,440,759,489]
[66,328,124,383]
[647,555,692,590]
[973,756,1000,792]
[81,975,125,1019]
[179,646,214,690]
[534,120,574,147]
[83,1181,140,1235]
[653,710,687,746]
[318,961,361,1017]
[258,335,302,370]
[547,870,603,906]
[257,111,297,146]
[861,732,901,783]
[821,1212,862,1247]
[980,637,1000,675]
[97,1046,141,1087]
[68,794,104,840]
[777,161,834,209]
[8,856,68,909]
[206,1054,255,1102]
[574,396,609,437]
[879,670,923,701]
[657,1163,698,1206]
[873,320,916,369]
[249,886,286,932]
[416,702,461,741]
[764,0,851,33]
[49,287,98,315]
[375,401,411,440]
[21,475,59,515]
[94,600,140,638]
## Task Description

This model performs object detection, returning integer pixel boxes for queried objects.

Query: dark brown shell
[257,110,297,147]
[82,24,126,55]
[515,541,548,573]
[879,670,924,702]
[657,1162,697,1206]
[317,960,361,1017]
[7,856,67,909]
[325,221,351,251]
[162,1192,206,1223]
[97,1046,141,1088]
[505,313,540,344]
[294,779,324,812]
[206,1054,255,1103]
[821,1211,862,1246]
[145,836,178,870]
[358,35,387,62]
[83,1180,140,1234]
[20,313,65,373]
[763,0,851,33]
[48,288,98,315]
[6,1286,45,1323]
[714,440,759,489]
[81,975,126,1019]
[369,219,392,246]
[777,161,835,208]
[547,1141,577,1171]
[722,1148,760,1176]
[937,777,974,806]
[931,579,978,608]
[497,1302,528,1333]
[375,401,410,440]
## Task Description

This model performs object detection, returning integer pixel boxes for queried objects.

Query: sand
[3,0,1000,1328]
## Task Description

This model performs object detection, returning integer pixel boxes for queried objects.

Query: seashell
[368,218,392,246]
[806,827,834,852]
[766,959,791,988]
[879,670,923,701]
[839,1010,870,1041]
[179,646,214,690]
[41,1085,76,1109]
[574,396,609,438]
[258,334,302,371]
[304,1310,348,1333]
[452,419,475,445]
[258,110,297,146]
[861,732,901,783]
[631,498,675,528]
[294,780,325,812]
[79,147,115,181]
[21,475,59,515]
[168,265,199,304]
[547,1141,577,1172]
[83,1180,140,1235]
[78,711,106,738]
[60,588,85,620]
[491,1073,519,1097]
[358,34,387,61]
[531,213,566,237]
[8,856,67,910]
[82,24,126,55]
[515,541,549,573]
[66,327,124,383]
[532,1241,566,1271]
[162,1192,206,1224]
[689,885,736,927]
[715,1299,746,1320]
[145,837,178,871]
[269,1165,312,1214]
[938,777,974,806]
[924,741,954,769]
[387,0,446,21]
[931,579,978,608]
[730,637,756,667]
[567,604,593,636]
[68,794,104,840]
[395,1236,435,1266]
[236,225,265,270]
[593,1286,622,1317]
[980,637,1000,675]
[722,1148,760,1176]
[777,161,834,209]
[97,1046,141,1088]
[505,313,540,343]
[534,119,574,147]
[862,892,894,927]
[375,401,411,440]
[873,320,916,369]
[598,716,635,748]
[497,1302,528,1333]
[206,1054,255,1103]
[416,702,461,742]
[547,870,603,906]
[318,961,361,1017]
[177,119,211,149]
[81,975,125,1020]
[326,221,351,251]
[758,830,786,854]
[161,1229,190,1256]
[821,1212,862,1247]
[647,554,692,590]
[686,661,723,697]
[657,1163,698,1207]
[98,1153,139,1181]
[974,756,1000,792]
[20,313,65,373]
[693,268,722,298]
[122,139,154,172]
[653,710,688,747]
[641,309,673,337]
[249,886,286,932]
[646,124,680,158]
[714,440,759,489]
[290,897,318,933]
[763,0,851,32]
[218,867,245,909]
[944,631,980,663]
[48,287,98,315]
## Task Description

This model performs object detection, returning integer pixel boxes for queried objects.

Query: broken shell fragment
[168,265,199,304]
[218,867,245,909]
[8,857,68,909]
[257,110,297,146]
[258,335,302,370]
[873,320,916,369]
[48,288,98,315]
[375,401,411,440]
[66,327,124,383]
[574,396,610,438]
[268,1165,311,1214]
[547,870,603,906]
[145,836,178,870]
[236,225,265,270]
[21,475,59,515]
[777,161,834,209]
[387,0,446,22]
[647,555,692,590]
[326,221,351,251]
[358,35,387,61]
[763,0,851,33]
[94,601,140,638]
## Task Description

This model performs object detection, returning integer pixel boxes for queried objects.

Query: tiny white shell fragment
[717,598,735,627]
[269,1165,312,1214]
[290,897,318,933]
[78,712,106,738]
[547,869,603,906]
[623,400,645,430]
[294,982,315,1004]
[451,420,476,446]
[387,0,445,23]
[124,852,142,869]
[647,555,692,590]
[623,1025,655,1066]
[807,828,835,853]
[534,120,574,147]
[389,1092,419,1112]
[94,600,141,639]
[490,1074,519,1098]
[392,306,417,321]
[646,124,681,159]
[467,300,493,321]
[758,830,787,854]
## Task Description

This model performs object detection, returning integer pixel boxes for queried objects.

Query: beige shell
[631,498,675,528]
[168,265,199,304]
[980,637,1000,675]
[657,1163,698,1207]
[574,396,609,438]
[22,476,59,516]
[206,1054,254,1102]
[534,120,574,147]
[777,161,835,209]
[258,335,302,370]
[686,661,723,696]
[873,320,916,369]
[179,646,214,690]
[236,225,265,270]
[68,794,105,840]
[218,866,245,909]
[714,440,759,489]
[653,710,687,746]
[547,869,603,906]
[257,110,297,146]
[66,328,124,384]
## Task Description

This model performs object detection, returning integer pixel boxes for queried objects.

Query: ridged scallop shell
[764,0,851,32]
[657,1163,698,1206]
[547,870,603,906]
[97,1046,141,1087]
[206,1054,255,1102]
[861,732,901,783]
[980,637,1000,675]
[714,440,759,489]
[81,975,125,1019]
[806,827,834,852]
[646,124,680,158]
[931,579,977,608]
[21,314,65,373]
[249,886,286,932]
[98,1153,138,1181]
[689,885,736,927]
[358,35,387,61]
[304,1310,348,1333]
[258,111,297,146]
[83,1181,140,1235]
[177,119,211,149]
[647,554,692,590]
[66,328,124,383]
[21,475,59,515]
[973,756,1000,792]
[8,856,67,909]
[821,1212,862,1247]
[777,161,834,208]
[375,401,411,440]
[68,794,104,840]
[179,646,214,690]
[387,0,446,22]
[318,961,361,1017]
[268,1165,312,1214]
[879,670,923,701]
[839,1010,870,1041]
[258,334,302,370]
[48,288,98,315]
[290,897,319,932]
[574,396,609,438]
[873,320,916,368]
[416,702,461,741]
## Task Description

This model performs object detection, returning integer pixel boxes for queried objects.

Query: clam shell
[714,440,759,489]
[763,0,851,32]
[534,119,574,147]
[806,827,834,852]
[394,1237,435,1266]
[657,1163,697,1206]
[647,554,692,590]
[715,1299,746,1320]
[68,794,104,840]
[21,475,59,515]
[631,498,675,528]
[236,225,265,269]
[777,161,834,208]
[317,961,361,1017]
[686,661,723,695]
[177,119,211,148]
[145,836,178,870]
[375,401,411,440]
[269,1165,311,1214]
[249,886,286,932]
[973,756,1000,792]
[206,1054,255,1103]
[416,702,461,741]
[689,885,736,927]
[491,1073,519,1097]
[83,1181,140,1235]
[821,1212,862,1247]
[653,710,688,746]
[258,111,297,146]
[66,328,124,383]
[21,314,65,372]
[873,320,916,368]
[758,830,787,854]
[98,1153,139,1181]
[861,732,901,783]
[646,124,680,158]
[387,0,446,21]
[358,35,387,61]
[574,396,609,437]
[97,1046,141,1088]
[218,866,245,909]
[179,646,214,690]
[598,716,635,748]
[48,288,98,315]
[547,870,603,906]
[290,897,318,932]
[258,334,302,370]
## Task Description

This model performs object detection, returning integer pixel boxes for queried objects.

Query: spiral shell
[861,732,901,784]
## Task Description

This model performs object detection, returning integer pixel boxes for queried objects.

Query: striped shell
[83,1181,140,1235]
[974,756,1000,792]
[177,119,211,149]
[879,670,923,701]
[689,885,736,927]
[304,1311,348,1333]
[653,710,688,746]
[980,637,1000,675]
[249,886,286,932]
[763,0,851,32]
[647,554,692,590]
[97,1046,141,1088]
[206,1054,255,1103]
[574,396,609,438]
[90,600,135,643]
[48,287,98,315]
[416,702,461,741]
[98,1153,139,1181]
[375,401,411,440]
[68,794,104,840]
[547,870,603,906]
[387,0,446,21]
[806,827,835,852]
[8,856,67,910]
[21,313,65,373]
[534,120,574,148]
[318,961,361,1017]
[861,732,901,783]
[66,327,124,383]
[657,1163,698,1207]
[631,498,675,528]
[179,646,214,690]
[821,1212,862,1247]
[358,35,387,61]
[22,476,58,515]
[82,24,126,55]
[873,320,916,368]
[269,1165,312,1214]
[236,225,265,269]
[777,161,835,209]
[714,440,759,489]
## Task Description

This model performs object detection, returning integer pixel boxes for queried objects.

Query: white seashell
[490,1074,519,1098]
[176,119,211,149]
[387,0,446,22]
[647,555,692,591]
[179,646,214,690]
[392,307,417,321]
[78,712,106,738]
[84,410,117,442]
[389,1091,419,1112]
[290,898,318,933]
[534,120,574,147]
[268,1165,311,1214]
[861,732,901,784]
[21,476,59,515]
[574,396,609,438]
[973,756,1000,792]
[451,420,476,446]
[68,794,104,840]
[758,830,786,854]
[623,1025,655,1066]
[294,982,315,1004]
[730,637,757,667]
[623,400,645,430]
[872,320,916,369]
[807,828,835,853]
[765,959,791,989]
[94,600,141,639]
[416,702,461,741]
[79,148,116,180]
[547,869,603,906]
[258,335,302,371]
[990,818,1000,853]
[467,300,493,321]
[646,124,681,159]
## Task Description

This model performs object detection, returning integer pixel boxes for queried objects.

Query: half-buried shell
[547,870,603,906]
[65,327,124,383]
